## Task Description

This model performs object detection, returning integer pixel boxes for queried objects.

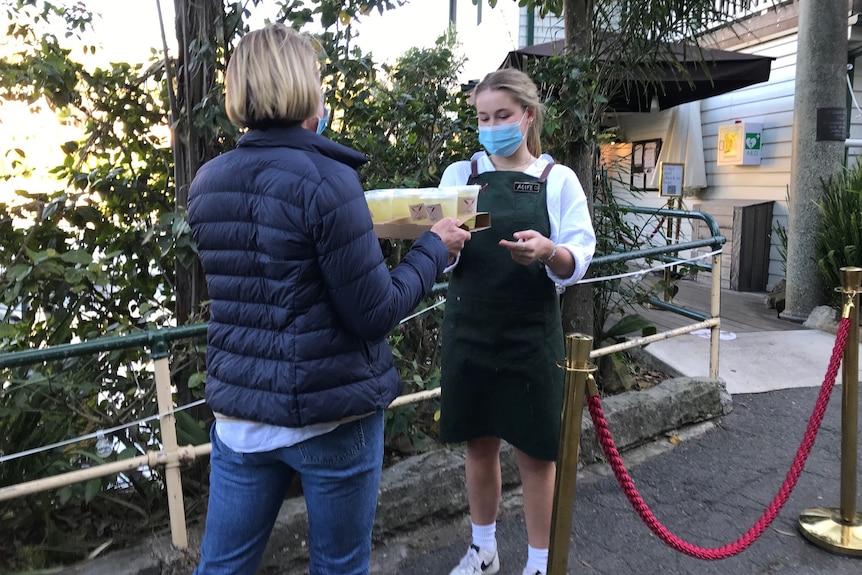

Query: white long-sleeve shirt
[440,151,595,286]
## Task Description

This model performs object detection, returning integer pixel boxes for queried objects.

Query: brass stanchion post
[547,333,597,574]
[798,266,862,554]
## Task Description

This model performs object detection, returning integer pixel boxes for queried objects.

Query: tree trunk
[782,0,847,321]
[171,0,217,333]
[560,0,596,339]
[170,0,220,408]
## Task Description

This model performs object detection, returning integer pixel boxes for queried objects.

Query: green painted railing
[0,324,207,369]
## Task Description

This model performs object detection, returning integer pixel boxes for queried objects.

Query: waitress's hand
[499,229,552,265]
[430,217,471,261]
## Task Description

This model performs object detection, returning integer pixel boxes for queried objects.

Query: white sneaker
[448,544,500,575]
[521,569,545,575]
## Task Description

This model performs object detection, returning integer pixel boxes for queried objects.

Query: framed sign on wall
[630,139,661,190]
[659,162,685,197]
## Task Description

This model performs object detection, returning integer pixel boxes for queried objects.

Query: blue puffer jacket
[187,126,449,428]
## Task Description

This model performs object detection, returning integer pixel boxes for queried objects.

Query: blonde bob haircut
[225,23,321,129]
[474,68,545,157]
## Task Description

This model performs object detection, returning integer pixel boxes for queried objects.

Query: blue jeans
[193,411,384,575]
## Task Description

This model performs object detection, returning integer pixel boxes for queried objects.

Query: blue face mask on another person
[316,106,329,134]
[478,113,526,157]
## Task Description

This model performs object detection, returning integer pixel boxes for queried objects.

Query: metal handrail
[0,283,447,368]
[0,208,723,368]
[596,205,724,241]
[0,323,207,368]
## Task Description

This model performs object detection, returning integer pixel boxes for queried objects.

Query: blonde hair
[475,69,544,157]
[225,23,321,129]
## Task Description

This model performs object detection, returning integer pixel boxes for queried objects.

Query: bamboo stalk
[0,444,210,502]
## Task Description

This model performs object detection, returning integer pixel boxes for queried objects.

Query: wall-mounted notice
[815,108,846,142]
[659,162,685,197]
[631,139,661,190]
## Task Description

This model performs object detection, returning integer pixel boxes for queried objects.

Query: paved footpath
[366,386,862,575]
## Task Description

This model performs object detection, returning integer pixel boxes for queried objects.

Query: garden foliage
[815,159,862,308]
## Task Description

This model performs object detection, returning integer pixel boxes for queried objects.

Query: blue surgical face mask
[316,107,329,134]
[478,113,526,158]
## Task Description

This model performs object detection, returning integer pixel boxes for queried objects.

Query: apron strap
[538,161,555,183]
[472,157,554,181]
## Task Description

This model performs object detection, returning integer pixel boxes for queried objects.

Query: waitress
[438,68,596,575]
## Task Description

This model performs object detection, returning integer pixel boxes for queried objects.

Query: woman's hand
[430,217,472,261]
[499,229,553,265]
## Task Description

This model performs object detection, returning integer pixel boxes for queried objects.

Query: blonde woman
[188,23,470,575]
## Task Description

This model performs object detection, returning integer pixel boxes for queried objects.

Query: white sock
[471,521,497,553]
[526,545,548,573]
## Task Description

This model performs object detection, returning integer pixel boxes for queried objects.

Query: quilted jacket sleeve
[310,170,449,342]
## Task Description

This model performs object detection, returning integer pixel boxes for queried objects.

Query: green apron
[439,160,564,461]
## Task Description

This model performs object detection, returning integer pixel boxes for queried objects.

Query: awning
[502,39,774,112]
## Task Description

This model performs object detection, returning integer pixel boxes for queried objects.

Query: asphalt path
[377,386,862,575]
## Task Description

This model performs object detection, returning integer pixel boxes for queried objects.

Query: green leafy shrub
[815,160,862,309]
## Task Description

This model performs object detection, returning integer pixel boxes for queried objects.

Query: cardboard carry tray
[373,212,490,240]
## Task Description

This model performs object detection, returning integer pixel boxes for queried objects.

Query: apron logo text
[513,182,541,193]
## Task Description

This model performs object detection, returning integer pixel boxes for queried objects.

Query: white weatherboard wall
[519,8,563,46]
[696,33,798,292]
[610,32,799,293]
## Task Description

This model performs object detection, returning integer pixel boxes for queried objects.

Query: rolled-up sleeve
[546,166,595,286]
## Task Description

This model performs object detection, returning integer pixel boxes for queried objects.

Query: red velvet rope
[587,317,853,560]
